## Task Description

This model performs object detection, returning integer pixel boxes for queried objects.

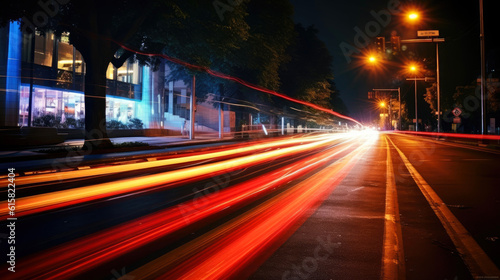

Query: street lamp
[379,101,388,130]
[408,12,419,21]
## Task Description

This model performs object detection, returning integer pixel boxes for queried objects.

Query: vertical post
[436,43,441,133]
[398,87,401,130]
[28,33,35,127]
[388,95,392,130]
[189,75,195,140]
[249,113,253,131]
[218,84,224,139]
[479,0,486,134]
[415,77,418,131]
[281,117,285,135]
[218,99,224,139]
[168,81,174,114]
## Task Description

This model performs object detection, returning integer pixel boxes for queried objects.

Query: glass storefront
[19,85,137,127]
[16,28,144,128]
[106,97,136,124]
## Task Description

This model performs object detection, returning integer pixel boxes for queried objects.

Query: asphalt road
[0,132,499,279]
[253,133,500,280]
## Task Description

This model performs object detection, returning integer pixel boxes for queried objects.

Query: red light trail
[115,42,363,127]
[0,133,375,280]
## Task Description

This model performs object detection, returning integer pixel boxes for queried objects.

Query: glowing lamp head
[408,13,418,20]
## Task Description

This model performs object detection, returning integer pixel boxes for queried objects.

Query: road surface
[0,132,499,280]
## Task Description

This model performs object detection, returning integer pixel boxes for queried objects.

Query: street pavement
[1,132,499,279]
[252,133,499,280]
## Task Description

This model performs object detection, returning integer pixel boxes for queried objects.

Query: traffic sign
[418,30,439,37]
[452,107,462,117]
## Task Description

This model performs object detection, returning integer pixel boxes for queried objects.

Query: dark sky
[290,0,498,123]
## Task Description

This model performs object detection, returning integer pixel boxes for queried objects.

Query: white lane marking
[381,136,406,280]
[349,187,364,192]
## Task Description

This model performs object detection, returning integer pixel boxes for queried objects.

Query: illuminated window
[117,60,140,84]
[18,86,30,126]
[74,49,84,73]
[57,33,74,71]
[131,62,140,84]
[117,61,131,83]
[34,31,54,67]
[106,63,115,80]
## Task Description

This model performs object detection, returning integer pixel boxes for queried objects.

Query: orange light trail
[4,134,371,280]
[12,134,334,186]
[132,134,375,279]
[0,134,351,218]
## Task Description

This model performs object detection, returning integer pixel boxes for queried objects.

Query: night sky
[290,0,498,123]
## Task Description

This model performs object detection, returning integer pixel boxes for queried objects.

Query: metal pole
[398,87,401,130]
[388,96,392,130]
[281,117,285,135]
[219,100,224,139]
[27,34,35,127]
[436,42,441,133]
[189,75,196,140]
[415,77,418,131]
[480,0,486,134]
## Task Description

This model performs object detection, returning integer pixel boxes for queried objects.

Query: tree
[453,83,481,133]
[329,79,348,116]
[424,83,438,116]
[278,24,345,125]
[165,0,295,130]
[168,0,294,103]
[1,0,249,149]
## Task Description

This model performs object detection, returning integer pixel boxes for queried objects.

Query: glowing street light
[408,12,419,21]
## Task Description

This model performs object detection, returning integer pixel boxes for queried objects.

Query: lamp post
[480,0,487,134]
[401,37,444,133]
[373,88,401,130]
[410,65,418,131]
[379,101,387,130]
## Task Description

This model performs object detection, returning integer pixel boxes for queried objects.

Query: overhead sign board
[417,30,439,37]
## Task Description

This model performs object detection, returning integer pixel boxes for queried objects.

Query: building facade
[0,21,221,136]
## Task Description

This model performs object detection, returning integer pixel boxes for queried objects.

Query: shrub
[127,118,144,129]
[33,114,61,127]
[106,120,128,129]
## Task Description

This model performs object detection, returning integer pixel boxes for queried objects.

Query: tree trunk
[83,54,113,150]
